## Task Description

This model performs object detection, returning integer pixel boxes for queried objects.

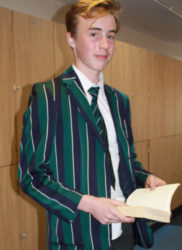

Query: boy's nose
[100,36,109,49]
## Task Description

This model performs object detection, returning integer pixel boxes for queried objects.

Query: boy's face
[67,12,116,77]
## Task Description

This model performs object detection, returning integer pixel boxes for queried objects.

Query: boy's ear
[66,32,76,48]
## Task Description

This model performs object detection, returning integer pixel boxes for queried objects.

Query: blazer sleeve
[18,82,83,223]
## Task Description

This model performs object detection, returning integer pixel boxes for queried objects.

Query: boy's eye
[108,34,115,40]
[90,33,98,38]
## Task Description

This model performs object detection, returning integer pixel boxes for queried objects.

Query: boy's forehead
[77,14,116,32]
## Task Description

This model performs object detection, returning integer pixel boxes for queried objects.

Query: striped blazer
[18,66,153,250]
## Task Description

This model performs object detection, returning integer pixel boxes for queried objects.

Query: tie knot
[88,87,100,98]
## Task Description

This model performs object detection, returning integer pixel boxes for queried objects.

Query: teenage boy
[18,1,166,249]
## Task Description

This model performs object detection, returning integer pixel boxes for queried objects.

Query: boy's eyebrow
[88,27,116,33]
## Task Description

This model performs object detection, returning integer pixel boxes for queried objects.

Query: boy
[18,1,166,249]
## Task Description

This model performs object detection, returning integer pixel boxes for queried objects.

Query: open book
[117,183,181,223]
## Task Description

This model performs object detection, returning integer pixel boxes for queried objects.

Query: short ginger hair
[65,0,121,36]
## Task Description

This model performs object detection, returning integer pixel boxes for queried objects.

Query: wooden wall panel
[149,58,172,138]
[174,60,182,135]
[13,11,55,84]
[109,41,151,142]
[0,166,21,240]
[0,8,17,166]
[147,54,164,139]
[0,165,46,250]
[149,135,182,208]
[148,56,182,139]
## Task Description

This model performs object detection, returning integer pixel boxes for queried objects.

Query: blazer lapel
[61,66,105,148]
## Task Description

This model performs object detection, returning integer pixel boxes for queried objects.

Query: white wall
[118,26,182,61]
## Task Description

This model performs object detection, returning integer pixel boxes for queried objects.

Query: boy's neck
[74,63,100,85]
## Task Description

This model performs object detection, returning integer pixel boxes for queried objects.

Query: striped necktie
[88,87,115,189]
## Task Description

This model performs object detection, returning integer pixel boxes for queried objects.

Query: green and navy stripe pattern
[18,66,153,249]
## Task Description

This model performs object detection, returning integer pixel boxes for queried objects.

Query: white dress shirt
[72,65,125,240]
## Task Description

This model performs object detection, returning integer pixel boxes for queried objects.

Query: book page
[117,206,170,222]
[126,183,180,213]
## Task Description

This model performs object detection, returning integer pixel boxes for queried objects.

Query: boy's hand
[78,195,135,225]
[145,175,166,190]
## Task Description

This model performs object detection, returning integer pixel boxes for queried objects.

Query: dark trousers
[110,223,134,250]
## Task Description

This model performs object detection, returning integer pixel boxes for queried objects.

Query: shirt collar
[72,64,105,96]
